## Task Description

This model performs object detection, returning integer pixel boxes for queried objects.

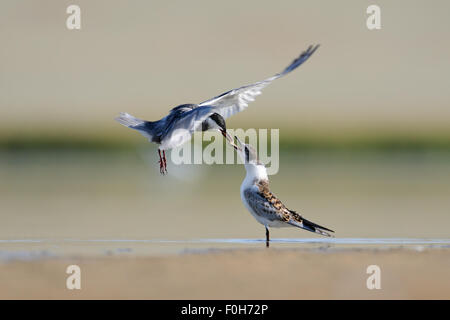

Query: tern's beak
[220,129,239,150]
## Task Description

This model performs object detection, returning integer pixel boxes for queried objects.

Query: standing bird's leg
[162,150,167,174]
[265,226,270,248]
[158,149,165,175]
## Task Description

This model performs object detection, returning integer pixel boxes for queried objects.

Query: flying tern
[115,45,319,174]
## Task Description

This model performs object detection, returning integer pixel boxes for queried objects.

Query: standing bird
[115,45,320,174]
[234,137,334,247]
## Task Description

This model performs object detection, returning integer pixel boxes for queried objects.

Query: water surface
[1,150,450,258]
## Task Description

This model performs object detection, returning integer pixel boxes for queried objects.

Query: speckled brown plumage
[253,179,298,223]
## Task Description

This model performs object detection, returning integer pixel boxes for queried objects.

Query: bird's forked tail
[301,217,334,237]
[288,212,334,237]
[115,112,145,128]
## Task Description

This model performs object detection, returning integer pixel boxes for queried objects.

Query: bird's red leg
[163,150,167,174]
[158,149,165,175]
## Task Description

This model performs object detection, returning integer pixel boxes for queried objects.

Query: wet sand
[1,247,449,299]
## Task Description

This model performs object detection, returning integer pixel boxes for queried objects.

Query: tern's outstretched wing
[198,45,319,119]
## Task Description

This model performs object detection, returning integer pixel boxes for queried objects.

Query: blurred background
[1,0,449,244]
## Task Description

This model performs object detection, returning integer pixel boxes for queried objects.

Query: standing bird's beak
[233,135,243,151]
[220,129,239,150]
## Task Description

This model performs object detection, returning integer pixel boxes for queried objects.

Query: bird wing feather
[198,45,319,119]
[243,185,291,223]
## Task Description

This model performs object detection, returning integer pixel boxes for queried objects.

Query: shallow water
[1,150,450,259]
[0,238,449,261]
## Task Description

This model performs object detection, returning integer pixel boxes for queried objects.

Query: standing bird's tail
[288,211,335,237]
[300,217,334,237]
